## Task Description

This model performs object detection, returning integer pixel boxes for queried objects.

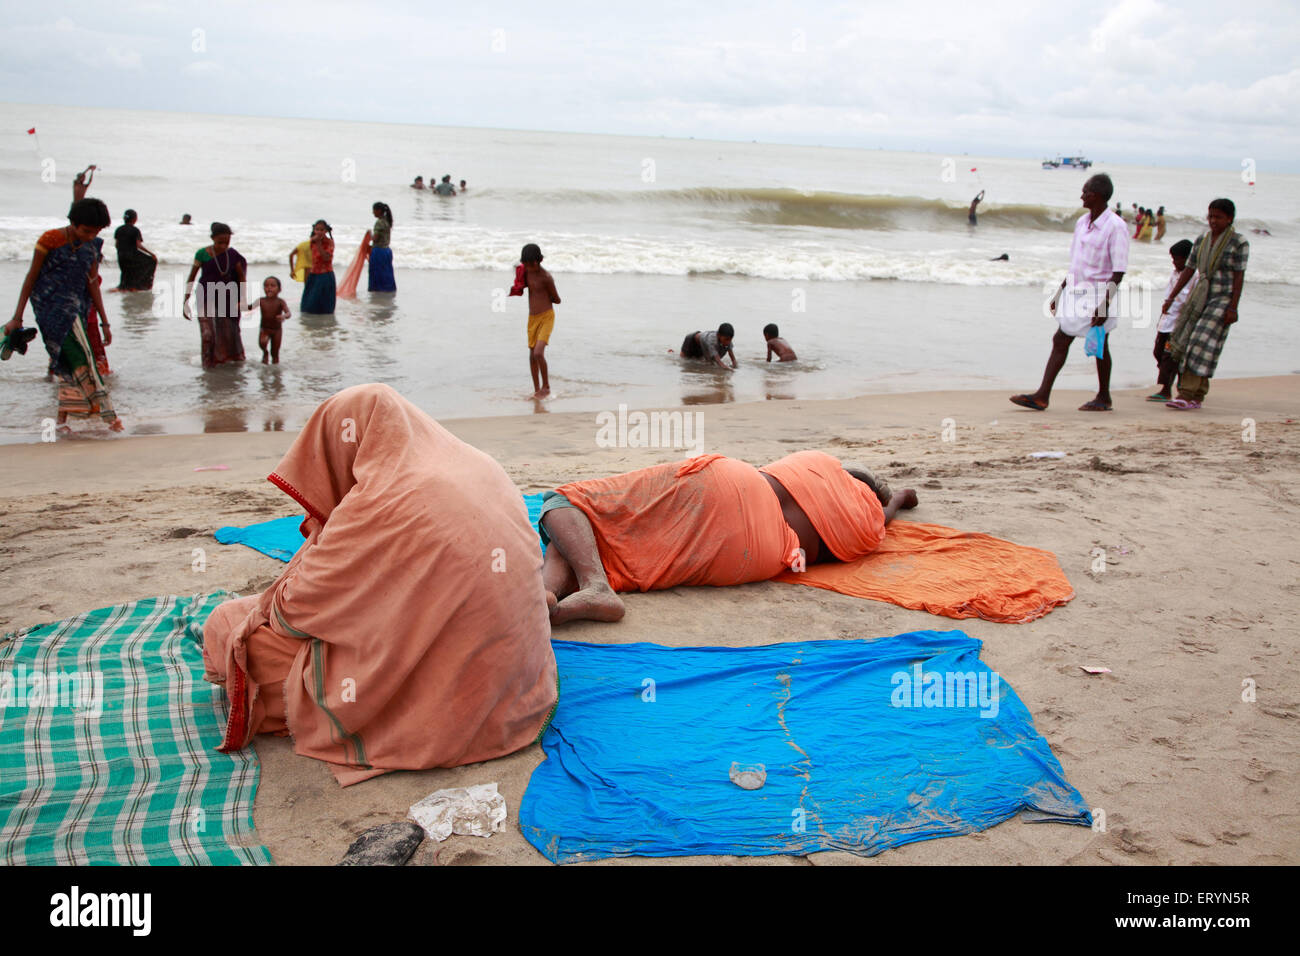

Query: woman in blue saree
[4,198,122,431]
[366,202,396,292]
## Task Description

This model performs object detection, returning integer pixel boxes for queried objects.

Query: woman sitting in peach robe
[202,384,557,786]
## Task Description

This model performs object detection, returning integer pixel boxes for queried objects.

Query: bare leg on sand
[530,342,550,399]
[1012,329,1073,410]
[540,507,624,624]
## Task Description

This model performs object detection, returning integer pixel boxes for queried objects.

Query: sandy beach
[3,376,1298,866]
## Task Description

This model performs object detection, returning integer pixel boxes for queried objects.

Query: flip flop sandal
[1078,400,1112,411]
[1167,399,1202,410]
[1010,394,1047,410]
[1,327,37,360]
[1146,392,1171,402]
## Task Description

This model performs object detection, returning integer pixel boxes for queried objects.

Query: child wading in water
[247,276,291,363]
[679,323,737,370]
[763,323,797,362]
[510,243,560,398]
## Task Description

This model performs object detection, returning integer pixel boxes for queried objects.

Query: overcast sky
[3,0,1298,171]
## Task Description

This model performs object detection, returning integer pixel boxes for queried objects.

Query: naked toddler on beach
[247,276,290,364]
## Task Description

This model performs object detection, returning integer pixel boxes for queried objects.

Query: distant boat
[1042,156,1092,170]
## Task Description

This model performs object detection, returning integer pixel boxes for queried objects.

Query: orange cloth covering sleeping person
[201,383,558,786]
[759,450,885,560]
[552,449,1073,624]
[553,450,884,592]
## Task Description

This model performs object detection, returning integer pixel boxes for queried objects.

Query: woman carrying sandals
[4,198,123,432]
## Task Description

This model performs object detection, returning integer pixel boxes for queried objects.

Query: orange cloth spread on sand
[759,450,885,560]
[774,520,1074,623]
[556,454,800,592]
[202,384,557,786]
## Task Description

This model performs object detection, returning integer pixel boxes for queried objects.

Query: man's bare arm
[1093,271,1125,326]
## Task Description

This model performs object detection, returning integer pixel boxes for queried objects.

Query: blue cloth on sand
[214,515,307,562]
[520,631,1091,863]
[215,493,547,562]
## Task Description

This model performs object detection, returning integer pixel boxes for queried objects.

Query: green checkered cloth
[1,592,271,865]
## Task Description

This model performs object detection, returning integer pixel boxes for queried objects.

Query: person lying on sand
[539,451,918,624]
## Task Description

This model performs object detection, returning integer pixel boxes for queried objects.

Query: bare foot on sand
[532,387,551,399]
[550,583,625,625]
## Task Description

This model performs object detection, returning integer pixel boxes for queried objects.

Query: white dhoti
[1057,281,1119,338]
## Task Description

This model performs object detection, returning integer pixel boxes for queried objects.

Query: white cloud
[0,0,1296,170]
[104,46,143,69]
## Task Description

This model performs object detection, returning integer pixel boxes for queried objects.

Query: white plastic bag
[408,782,507,842]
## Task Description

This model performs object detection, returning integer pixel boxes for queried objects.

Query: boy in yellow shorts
[520,243,560,398]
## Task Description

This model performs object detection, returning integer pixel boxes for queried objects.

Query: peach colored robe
[556,454,801,592]
[202,384,557,786]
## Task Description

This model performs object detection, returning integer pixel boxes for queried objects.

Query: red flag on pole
[27,128,36,134]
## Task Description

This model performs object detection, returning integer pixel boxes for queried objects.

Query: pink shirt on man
[1068,207,1129,285]
[1058,208,1129,336]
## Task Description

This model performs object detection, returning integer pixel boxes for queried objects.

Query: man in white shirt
[1011,173,1129,411]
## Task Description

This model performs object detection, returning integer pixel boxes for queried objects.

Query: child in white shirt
[1149,239,1193,401]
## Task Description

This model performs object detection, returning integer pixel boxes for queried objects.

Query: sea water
[1,102,1295,442]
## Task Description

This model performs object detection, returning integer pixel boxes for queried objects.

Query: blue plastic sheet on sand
[520,631,1091,863]
[214,516,306,562]
[214,493,547,562]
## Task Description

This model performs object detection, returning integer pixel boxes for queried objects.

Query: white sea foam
[0,219,1294,286]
